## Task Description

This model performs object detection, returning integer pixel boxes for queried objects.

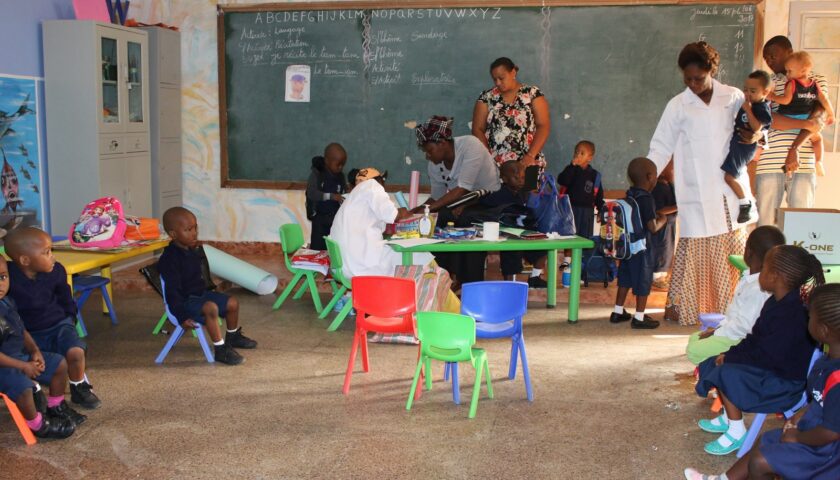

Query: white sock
[738,198,750,206]
[653,272,666,280]
[710,413,729,427]
[33,383,42,392]
[614,305,624,314]
[213,339,224,346]
[69,379,84,386]
[683,469,725,480]
[530,268,542,278]
[634,311,645,321]
[564,256,571,265]
[715,419,746,448]
[226,328,238,334]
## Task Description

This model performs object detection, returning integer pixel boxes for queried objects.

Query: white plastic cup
[483,222,500,241]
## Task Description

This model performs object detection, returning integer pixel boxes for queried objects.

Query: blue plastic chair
[154,277,214,364]
[736,347,823,457]
[445,281,532,403]
[73,275,118,337]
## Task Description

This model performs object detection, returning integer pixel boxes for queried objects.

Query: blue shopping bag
[526,173,576,235]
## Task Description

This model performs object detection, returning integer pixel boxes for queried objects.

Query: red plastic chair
[1,393,37,445]
[343,276,417,395]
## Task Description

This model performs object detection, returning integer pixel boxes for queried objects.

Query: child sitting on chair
[685,225,785,365]
[0,256,82,439]
[693,245,823,456]
[5,227,100,410]
[685,284,840,480]
[158,207,257,366]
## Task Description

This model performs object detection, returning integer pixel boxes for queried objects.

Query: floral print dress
[477,84,546,168]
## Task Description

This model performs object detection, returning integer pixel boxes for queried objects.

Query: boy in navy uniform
[557,140,604,267]
[610,158,666,329]
[5,228,101,409]
[305,143,348,250]
[158,207,257,366]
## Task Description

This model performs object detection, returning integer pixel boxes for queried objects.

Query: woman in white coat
[647,42,754,325]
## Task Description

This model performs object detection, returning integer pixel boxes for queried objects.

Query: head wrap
[415,116,454,146]
[355,167,387,183]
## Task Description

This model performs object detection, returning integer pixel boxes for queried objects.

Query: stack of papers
[291,248,330,275]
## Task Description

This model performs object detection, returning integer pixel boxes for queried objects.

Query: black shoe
[631,316,661,329]
[737,202,751,223]
[214,344,244,365]
[528,276,548,289]
[559,262,570,271]
[225,327,257,349]
[609,310,632,323]
[70,382,102,410]
[48,400,87,426]
[33,415,75,439]
[33,387,47,415]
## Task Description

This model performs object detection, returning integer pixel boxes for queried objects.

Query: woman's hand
[331,193,344,203]
[521,152,538,167]
[698,328,715,340]
[737,127,762,145]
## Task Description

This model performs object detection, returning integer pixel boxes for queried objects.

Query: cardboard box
[777,208,840,265]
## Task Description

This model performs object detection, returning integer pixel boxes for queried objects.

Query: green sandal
[698,415,728,433]
[704,431,745,456]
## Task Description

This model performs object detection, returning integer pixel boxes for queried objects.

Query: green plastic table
[389,236,595,323]
[729,254,839,283]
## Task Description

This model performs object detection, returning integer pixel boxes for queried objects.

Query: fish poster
[0,74,44,242]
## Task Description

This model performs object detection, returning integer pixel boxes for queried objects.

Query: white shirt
[428,136,501,200]
[714,271,770,341]
[330,179,433,279]
[648,80,750,238]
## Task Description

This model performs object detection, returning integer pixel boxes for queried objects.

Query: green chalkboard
[218,2,761,190]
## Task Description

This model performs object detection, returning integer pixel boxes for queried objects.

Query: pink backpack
[69,197,127,249]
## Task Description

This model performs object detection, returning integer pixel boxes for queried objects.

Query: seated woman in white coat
[330,167,434,279]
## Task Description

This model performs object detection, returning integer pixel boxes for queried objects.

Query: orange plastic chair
[343,276,417,395]
[1,392,37,445]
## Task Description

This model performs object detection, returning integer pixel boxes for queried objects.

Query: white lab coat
[648,80,750,238]
[330,179,433,279]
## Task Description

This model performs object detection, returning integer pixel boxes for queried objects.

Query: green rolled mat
[203,244,278,295]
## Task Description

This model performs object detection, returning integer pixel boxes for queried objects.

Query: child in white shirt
[685,226,786,365]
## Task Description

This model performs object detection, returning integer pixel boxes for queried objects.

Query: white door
[790,1,840,209]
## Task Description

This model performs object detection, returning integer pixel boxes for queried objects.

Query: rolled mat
[395,191,409,209]
[202,244,278,295]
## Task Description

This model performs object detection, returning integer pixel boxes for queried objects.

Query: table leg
[546,249,557,308]
[402,252,413,266]
[101,267,113,314]
[568,248,583,324]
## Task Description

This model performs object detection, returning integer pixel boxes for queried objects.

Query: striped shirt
[756,72,828,175]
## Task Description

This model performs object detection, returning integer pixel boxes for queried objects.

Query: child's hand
[714,353,725,366]
[181,319,199,329]
[22,360,43,379]
[699,328,715,339]
[331,193,344,203]
[781,426,798,443]
[31,350,45,369]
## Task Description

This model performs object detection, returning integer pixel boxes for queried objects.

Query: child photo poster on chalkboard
[285,65,311,103]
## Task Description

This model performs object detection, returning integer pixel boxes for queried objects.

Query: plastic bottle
[419,205,432,237]
[446,221,455,237]
[561,266,571,288]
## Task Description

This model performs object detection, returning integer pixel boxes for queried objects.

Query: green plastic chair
[272,224,324,314]
[406,312,493,419]
[728,254,748,273]
[321,238,353,331]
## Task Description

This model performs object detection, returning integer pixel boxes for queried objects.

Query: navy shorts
[721,137,758,178]
[0,351,64,400]
[30,317,86,356]
[182,291,229,324]
[617,250,654,296]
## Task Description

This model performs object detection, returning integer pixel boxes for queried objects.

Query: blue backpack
[599,195,646,260]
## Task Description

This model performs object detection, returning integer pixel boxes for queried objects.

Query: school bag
[526,173,576,236]
[599,196,646,260]
[582,237,617,287]
[69,196,127,249]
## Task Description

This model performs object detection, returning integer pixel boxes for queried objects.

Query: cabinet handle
[110,139,119,150]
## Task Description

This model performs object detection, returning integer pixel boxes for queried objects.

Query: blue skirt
[696,358,805,413]
[761,428,840,480]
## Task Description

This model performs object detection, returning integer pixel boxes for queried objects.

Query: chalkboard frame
[217,0,765,192]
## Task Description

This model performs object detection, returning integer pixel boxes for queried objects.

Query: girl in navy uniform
[692,245,824,456]
[685,283,840,479]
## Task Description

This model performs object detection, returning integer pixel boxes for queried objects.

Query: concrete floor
[0,286,773,479]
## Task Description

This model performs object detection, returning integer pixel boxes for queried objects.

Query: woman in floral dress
[471,57,551,169]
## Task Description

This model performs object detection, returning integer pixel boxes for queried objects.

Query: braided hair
[767,245,825,300]
[809,284,840,332]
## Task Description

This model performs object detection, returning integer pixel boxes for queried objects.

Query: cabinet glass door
[127,41,144,125]
[100,36,120,125]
